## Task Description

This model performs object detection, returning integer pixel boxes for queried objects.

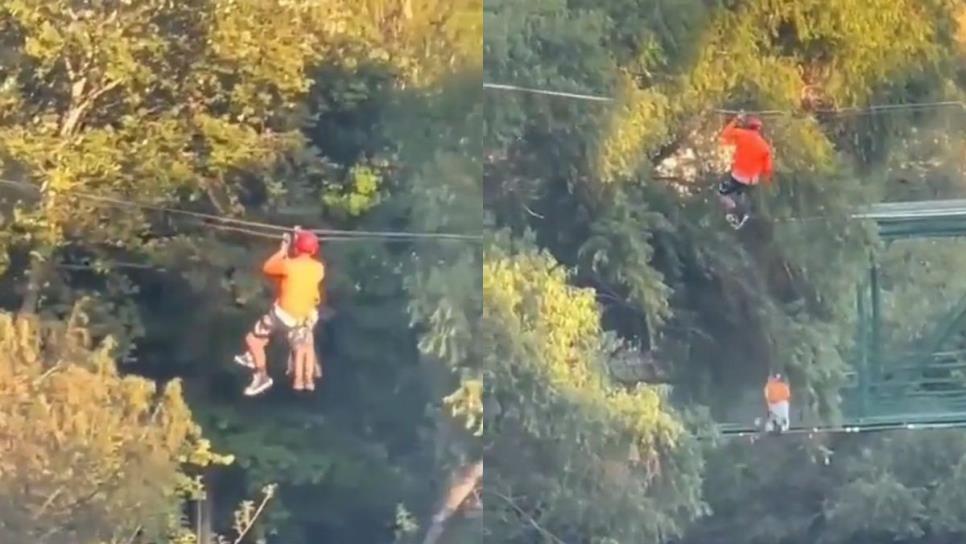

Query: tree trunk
[21,75,119,314]
[422,459,483,544]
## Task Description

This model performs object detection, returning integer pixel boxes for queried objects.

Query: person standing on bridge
[717,112,774,230]
[762,372,791,433]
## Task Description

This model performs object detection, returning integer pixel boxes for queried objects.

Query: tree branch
[422,460,483,544]
[233,485,277,544]
[484,489,569,544]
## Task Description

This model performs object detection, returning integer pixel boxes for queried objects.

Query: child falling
[716,113,774,230]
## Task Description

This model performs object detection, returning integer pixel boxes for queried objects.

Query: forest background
[1,1,965,544]
[0,1,481,543]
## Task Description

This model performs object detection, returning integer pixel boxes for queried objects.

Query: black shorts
[717,176,752,196]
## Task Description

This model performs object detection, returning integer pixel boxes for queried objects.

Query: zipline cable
[0,178,482,242]
[483,81,966,116]
[483,82,614,103]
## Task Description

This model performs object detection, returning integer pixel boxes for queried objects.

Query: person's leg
[717,177,739,212]
[775,400,790,431]
[718,176,751,228]
[305,331,319,390]
[286,325,305,390]
[734,186,753,222]
[305,310,322,384]
[299,344,313,391]
[241,311,278,396]
[292,344,307,391]
[245,332,269,375]
[236,311,272,369]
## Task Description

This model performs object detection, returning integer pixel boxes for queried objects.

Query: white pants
[766,401,789,432]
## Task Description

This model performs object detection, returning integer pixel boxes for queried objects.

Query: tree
[483,232,706,543]
[0,308,229,544]
[0,1,487,542]
[484,1,966,543]
[484,0,964,422]
[0,0,349,325]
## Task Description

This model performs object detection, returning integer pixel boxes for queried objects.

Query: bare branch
[233,485,277,544]
[485,489,569,544]
[422,460,483,544]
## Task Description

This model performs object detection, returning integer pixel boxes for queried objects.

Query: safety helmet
[293,230,320,256]
[745,116,763,131]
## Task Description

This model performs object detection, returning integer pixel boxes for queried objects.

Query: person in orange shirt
[717,113,774,230]
[762,372,791,433]
[233,228,325,396]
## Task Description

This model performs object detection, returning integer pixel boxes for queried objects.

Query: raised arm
[720,116,742,145]
[262,236,290,276]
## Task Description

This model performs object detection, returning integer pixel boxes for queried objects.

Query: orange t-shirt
[764,378,791,404]
[721,119,774,184]
[262,254,325,320]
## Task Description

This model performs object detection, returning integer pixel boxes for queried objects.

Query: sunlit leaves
[0,310,227,544]
[483,234,703,543]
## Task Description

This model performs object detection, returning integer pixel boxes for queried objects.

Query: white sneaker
[244,374,274,396]
[234,353,255,369]
[726,213,750,230]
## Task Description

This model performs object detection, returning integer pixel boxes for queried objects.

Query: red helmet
[293,230,319,256]
[745,116,763,131]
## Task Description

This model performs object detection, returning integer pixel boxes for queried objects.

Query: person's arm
[262,237,290,276]
[720,116,742,145]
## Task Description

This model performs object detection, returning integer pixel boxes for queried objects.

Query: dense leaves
[0,309,229,544]
[484,0,965,543]
[0,1,482,543]
[483,232,706,543]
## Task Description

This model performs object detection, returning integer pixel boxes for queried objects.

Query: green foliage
[484,0,963,417]
[0,1,484,542]
[322,164,383,216]
[692,430,966,544]
[483,232,706,543]
[484,1,965,543]
[0,310,227,544]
